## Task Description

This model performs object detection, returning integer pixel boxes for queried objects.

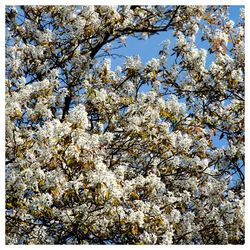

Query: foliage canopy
[5,5,244,244]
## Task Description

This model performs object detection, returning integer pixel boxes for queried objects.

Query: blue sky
[108,5,242,72]
[108,6,242,68]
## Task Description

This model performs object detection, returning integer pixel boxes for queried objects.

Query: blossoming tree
[5,5,244,244]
